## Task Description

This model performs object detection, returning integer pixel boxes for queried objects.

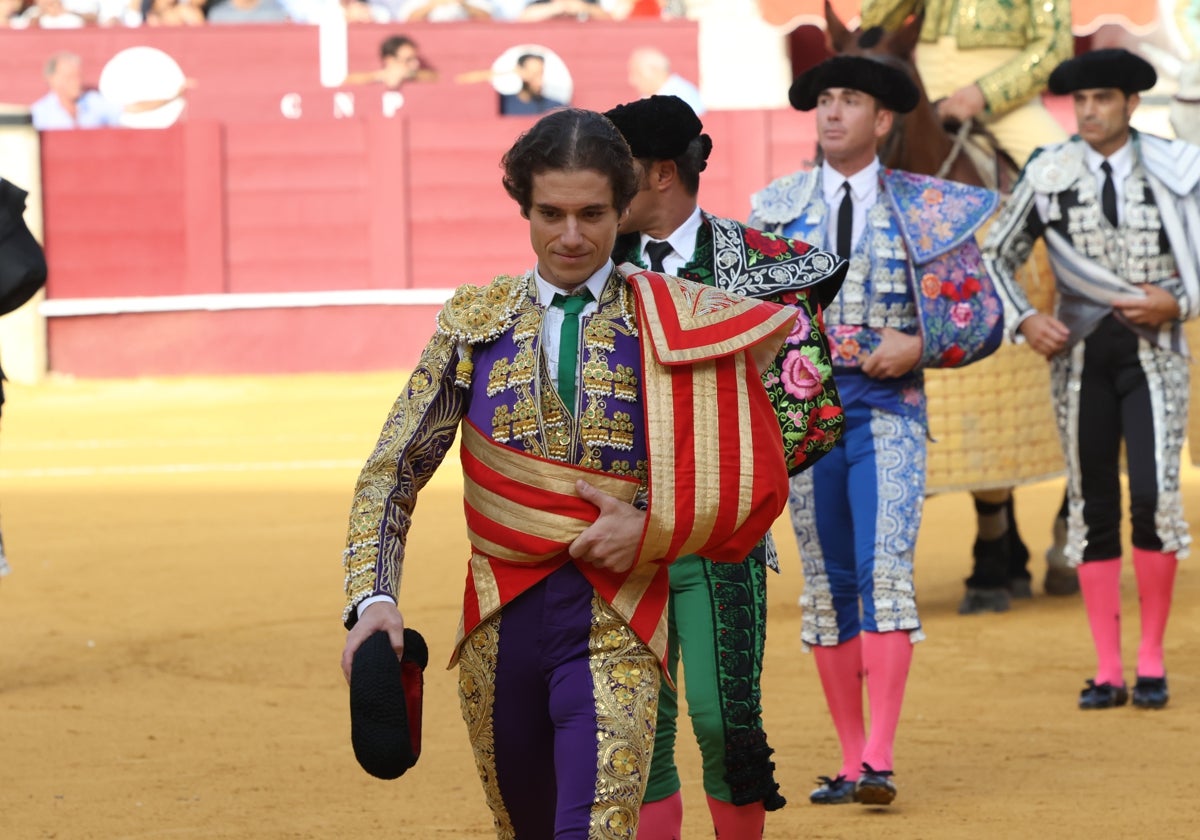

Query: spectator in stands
[267,0,321,21]
[627,46,704,115]
[616,0,686,17]
[396,0,492,20]
[142,0,205,24]
[343,0,379,20]
[500,53,567,115]
[488,0,523,16]
[31,53,121,129]
[16,0,87,27]
[0,0,24,26]
[345,34,438,88]
[205,0,289,23]
[31,52,189,131]
[517,0,614,20]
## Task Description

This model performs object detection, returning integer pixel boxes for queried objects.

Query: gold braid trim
[588,595,659,839]
[457,617,516,840]
[341,331,465,625]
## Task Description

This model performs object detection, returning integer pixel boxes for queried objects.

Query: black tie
[1101,160,1119,228]
[645,240,673,273]
[836,181,854,257]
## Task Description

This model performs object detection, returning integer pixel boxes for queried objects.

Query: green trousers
[643,550,785,808]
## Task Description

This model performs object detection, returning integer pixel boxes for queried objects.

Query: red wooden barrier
[36,106,821,377]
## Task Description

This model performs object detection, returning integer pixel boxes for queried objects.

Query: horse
[821,0,1019,193]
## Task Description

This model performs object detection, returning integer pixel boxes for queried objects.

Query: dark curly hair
[501,109,639,217]
[670,134,713,196]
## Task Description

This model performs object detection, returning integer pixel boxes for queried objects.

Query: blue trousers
[788,405,926,648]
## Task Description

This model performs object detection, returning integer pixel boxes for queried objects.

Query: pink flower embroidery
[950,302,974,329]
[781,350,823,399]
[788,307,812,342]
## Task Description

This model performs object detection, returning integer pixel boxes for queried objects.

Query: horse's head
[819,0,1003,187]
[823,0,928,105]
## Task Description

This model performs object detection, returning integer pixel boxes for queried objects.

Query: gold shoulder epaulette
[436,273,530,344]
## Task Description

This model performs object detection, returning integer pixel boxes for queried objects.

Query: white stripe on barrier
[39,288,457,318]
[1,433,370,451]
[0,459,365,479]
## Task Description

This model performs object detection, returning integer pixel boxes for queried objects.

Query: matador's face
[527,168,623,291]
[1073,88,1137,158]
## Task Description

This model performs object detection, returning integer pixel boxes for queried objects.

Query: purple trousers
[457,563,660,840]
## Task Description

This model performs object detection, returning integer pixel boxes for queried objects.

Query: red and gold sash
[453,268,795,667]
[455,420,669,665]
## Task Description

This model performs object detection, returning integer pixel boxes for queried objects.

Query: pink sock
[706,795,764,840]
[637,790,682,840]
[812,636,865,779]
[860,630,913,772]
[1077,558,1124,686]
[1132,548,1178,678]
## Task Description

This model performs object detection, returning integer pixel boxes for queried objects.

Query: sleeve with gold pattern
[342,331,466,627]
[971,0,1074,117]
[859,0,924,34]
[860,1,1073,118]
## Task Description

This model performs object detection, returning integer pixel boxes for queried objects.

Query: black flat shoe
[809,774,857,805]
[855,764,896,806]
[1132,675,1169,709]
[1078,679,1128,710]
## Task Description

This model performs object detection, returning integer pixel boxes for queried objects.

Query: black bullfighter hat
[1048,48,1158,96]
[350,627,428,780]
[788,55,920,114]
[604,94,712,162]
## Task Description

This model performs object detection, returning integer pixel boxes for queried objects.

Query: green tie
[551,289,592,411]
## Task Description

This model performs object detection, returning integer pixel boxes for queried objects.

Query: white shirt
[821,157,880,255]
[1083,138,1134,227]
[535,260,611,392]
[395,0,492,19]
[636,205,703,277]
[355,259,614,620]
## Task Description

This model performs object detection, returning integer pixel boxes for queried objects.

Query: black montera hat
[350,628,428,780]
[0,179,48,317]
[604,95,712,162]
[788,55,919,114]
[1047,48,1158,95]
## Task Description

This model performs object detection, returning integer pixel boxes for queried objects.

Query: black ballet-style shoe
[1132,675,1169,709]
[1078,679,1129,710]
[855,764,897,806]
[809,774,857,805]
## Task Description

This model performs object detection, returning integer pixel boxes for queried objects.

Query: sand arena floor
[1,372,1198,839]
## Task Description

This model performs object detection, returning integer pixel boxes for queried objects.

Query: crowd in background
[0,0,690,28]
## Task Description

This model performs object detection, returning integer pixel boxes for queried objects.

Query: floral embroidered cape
[882,170,1005,369]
